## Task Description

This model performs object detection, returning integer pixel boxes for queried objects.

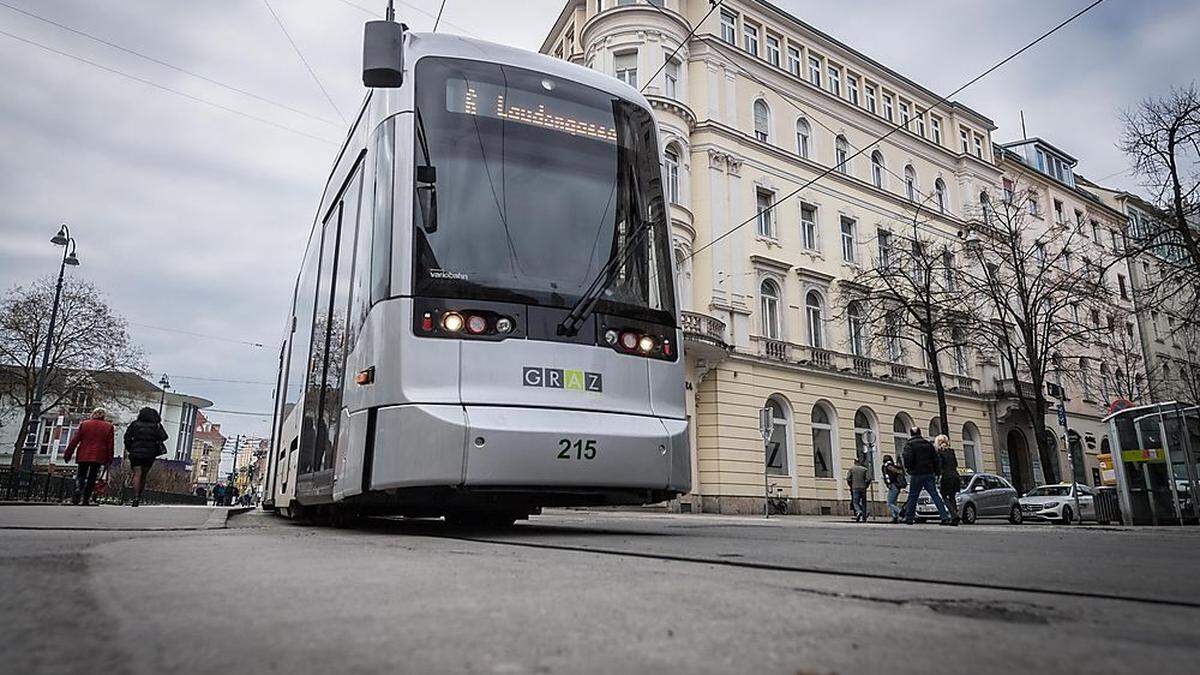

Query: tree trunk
[9,408,33,469]
[1030,392,1059,484]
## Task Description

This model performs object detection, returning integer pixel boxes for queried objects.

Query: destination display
[446,76,619,144]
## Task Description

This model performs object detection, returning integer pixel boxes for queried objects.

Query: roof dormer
[1001,138,1077,188]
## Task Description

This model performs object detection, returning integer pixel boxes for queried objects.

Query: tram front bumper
[462,406,689,493]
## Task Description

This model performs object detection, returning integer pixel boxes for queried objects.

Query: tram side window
[370,118,396,304]
[284,236,321,430]
[348,136,378,345]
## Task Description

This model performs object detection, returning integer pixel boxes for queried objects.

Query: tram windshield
[412,57,675,325]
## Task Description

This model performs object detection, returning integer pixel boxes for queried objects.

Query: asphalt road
[2,506,1199,674]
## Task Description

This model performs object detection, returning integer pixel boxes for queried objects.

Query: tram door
[298,168,364,494]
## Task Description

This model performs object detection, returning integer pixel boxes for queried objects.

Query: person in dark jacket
[935,434,962,525]
[900,427,953,525]
[64,408,116,506]
[846,457,872,522]
[881,455,907,523]
[123,407,168,507]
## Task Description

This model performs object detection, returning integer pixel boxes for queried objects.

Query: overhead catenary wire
[432,0,447,33]
[0,28,340,146]
[262,0,348,124]
[169,375,276,386]
[639,1,722,95]
[684,0,1108,263]
[0,0,339,127]
[331,0,480,38]
[127,322,267,349]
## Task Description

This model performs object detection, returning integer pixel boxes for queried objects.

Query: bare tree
[1119,84,1200,325]
[959,185,1112,484]
[836,206,973,439]
[0,276,145,465]
[1097,310,1150,403]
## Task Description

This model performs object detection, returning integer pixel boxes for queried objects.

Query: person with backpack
[845,456,872,522]
[123,407,168,507]
[881,454,907,524]
[63,408,115,506]
[901,427,954,525]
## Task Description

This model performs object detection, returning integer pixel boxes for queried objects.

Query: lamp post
[157,373,171,416]
[18,225,80,472]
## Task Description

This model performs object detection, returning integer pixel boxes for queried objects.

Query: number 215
[557,438,597,460]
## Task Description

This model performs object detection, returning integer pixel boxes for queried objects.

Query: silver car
[915,472,1023,524]
[1018,483,1097,524]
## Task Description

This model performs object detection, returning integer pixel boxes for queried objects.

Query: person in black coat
[900,427,953,525]
[124,407,168,507]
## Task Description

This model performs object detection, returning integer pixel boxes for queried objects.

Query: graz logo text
[522,367,603,392]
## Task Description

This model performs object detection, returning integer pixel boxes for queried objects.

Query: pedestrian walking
[228,485,240,507]
[63,408,115,506]
[123,407,168,507]
[213,483,226,506]
[935,434,962,525]
[881,455,906,524]
[901,427,954,526]
[846,457,872,522]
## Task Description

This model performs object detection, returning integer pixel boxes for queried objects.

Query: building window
[899,101,910,128]
[865,85,877,114]
[892,414,913,460]
[952,328,967,375]
[663,54,679,99]
[806,290,825,348]
[753,99,770,142]
[854,409,876,463]
[846,74,859,105]
[765,35,780,67]
[916,115,926,138]
[848,301,866,356]
[756,188,774,237]
[827,66,840,96]
[808,56,821,87]
[904,164,917,201]
[835,135,849,173]
[760,279,781,338]
[1053,199,1065,225]
[974,134,984,158]
[877,228,893,268]
[743,22,759,55]
[885,308,904,362]
[840,216,856,263]
[930,116,942,145]
[882,94,893,122]
[614,51,637,88]
[1027,195,1040,217]
[871,150,885,189]
[720,10,736,44]
[962,423,980,472]
[811,403,834,478]
[664,145,680,204]
[960,128,970,153]
[1002,178,1015,204]
[765,397,790,476]
[1118,273,1128,300]
[795,118,810,158]
[786,45,800,76]
[934,178,947,213]
[1091,220,1101,244]
[801,203,817,250]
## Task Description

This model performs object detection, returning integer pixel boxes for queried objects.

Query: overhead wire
[0,28,340,145]
[262,0,348,124]
[331,0,480,38]
[432,0,447,33]
[0,0,339,127]
[684,0,1108,263]
[127,322,267,349]
[639,1,722,95]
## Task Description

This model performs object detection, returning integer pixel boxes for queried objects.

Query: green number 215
[557,438,597,460]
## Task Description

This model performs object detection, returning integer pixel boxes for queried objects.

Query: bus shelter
[1103,402,1200,526]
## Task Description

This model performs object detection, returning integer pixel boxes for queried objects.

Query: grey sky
[1,0,1195,458]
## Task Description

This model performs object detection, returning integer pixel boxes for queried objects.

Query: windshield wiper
[556,216,658,337]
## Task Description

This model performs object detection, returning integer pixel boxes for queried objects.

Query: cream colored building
[542,0,1008,514]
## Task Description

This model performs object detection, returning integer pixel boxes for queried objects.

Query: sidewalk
[0,504,247,531]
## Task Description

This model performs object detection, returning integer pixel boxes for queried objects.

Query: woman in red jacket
[64,408,116,506]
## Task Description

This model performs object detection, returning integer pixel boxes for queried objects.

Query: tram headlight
[441,312,464,332]
[620,332,639,350]
[604,329,619,346]
[495,317,514,334]
[466,314,488,334]
[638,335,655,353]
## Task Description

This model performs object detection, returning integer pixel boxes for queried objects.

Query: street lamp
[158,373,171,415]
[18,225,81,472]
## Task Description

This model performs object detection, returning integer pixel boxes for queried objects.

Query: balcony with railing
[680,310,730,362]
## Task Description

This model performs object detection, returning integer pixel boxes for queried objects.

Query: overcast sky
[2,0,1196,457]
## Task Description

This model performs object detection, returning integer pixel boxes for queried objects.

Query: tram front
[392,46,688,511]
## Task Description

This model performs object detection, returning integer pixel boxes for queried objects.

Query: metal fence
[0,467,206,506]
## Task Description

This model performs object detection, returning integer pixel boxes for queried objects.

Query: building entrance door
[1007,429,1032,495]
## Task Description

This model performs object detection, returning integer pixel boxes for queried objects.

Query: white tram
[261,18,688,524]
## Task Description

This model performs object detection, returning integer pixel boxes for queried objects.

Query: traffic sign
[1056,402,1068,428]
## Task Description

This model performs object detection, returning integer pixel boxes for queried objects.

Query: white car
[1018,483,1097,524]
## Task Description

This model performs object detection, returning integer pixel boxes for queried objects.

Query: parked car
[915,472,1022,524]
[1018,483,1097,524]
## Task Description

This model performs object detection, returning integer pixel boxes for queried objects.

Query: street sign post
[862,429,876,517]
[759,407,774,519]
[1055,400,1081,522]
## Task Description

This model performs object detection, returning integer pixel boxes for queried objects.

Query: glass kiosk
[1104,402,1200,525]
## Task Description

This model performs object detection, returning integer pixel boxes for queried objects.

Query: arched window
[904,164,917,201]
[854,407,876,464]
[760,279,781,339]
[871,151,885,189]
[811,403,834,478]
[934,178,947,213]
[847,301,866,356]
[892,412,913,463]
[962,422,980,472]
[753,99,770,142]
[835,135,849,174]
[796,118,811,158]
[805,290,824,348]
[664,144,681,205]
[929,417,943,438]
[765,396,791,476]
